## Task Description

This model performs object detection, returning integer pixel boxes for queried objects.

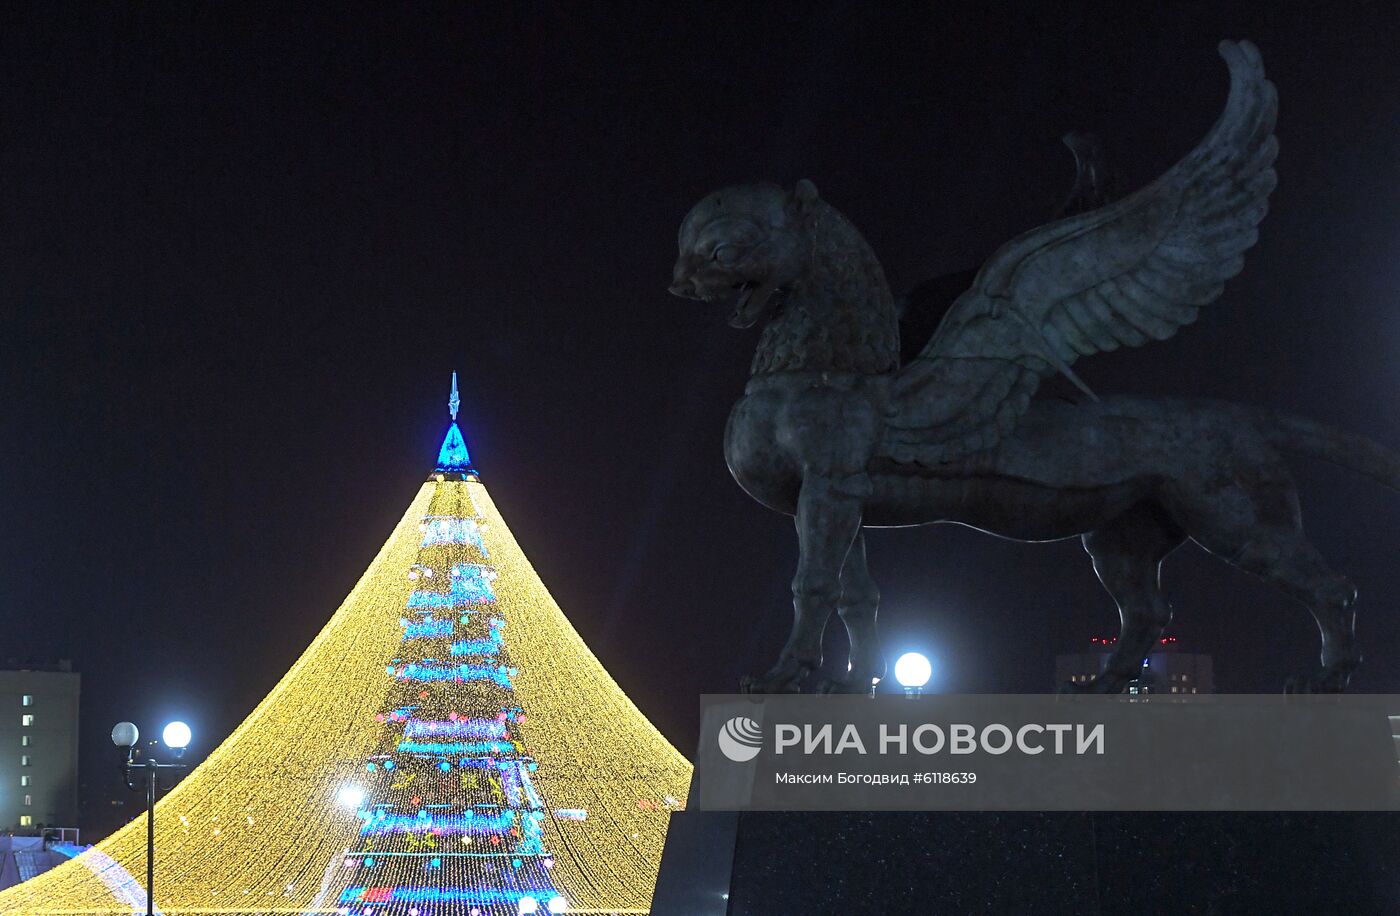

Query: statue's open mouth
[729,278,781,329]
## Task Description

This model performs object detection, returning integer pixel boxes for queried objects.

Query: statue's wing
[883,40,1277,465]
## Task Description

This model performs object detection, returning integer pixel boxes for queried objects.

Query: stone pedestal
[653,811,1400,915]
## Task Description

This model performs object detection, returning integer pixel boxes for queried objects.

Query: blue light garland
[403,719,508,739]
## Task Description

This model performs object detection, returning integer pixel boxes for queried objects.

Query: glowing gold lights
[0,473,691,914]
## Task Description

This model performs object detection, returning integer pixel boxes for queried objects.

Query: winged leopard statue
[668,40,1400,695]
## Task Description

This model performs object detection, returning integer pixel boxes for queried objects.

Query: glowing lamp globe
[111,721,139,748]
[547,896,568,914]
[894,652,932,690]
[162,721,192,749]
[517,897,539,915]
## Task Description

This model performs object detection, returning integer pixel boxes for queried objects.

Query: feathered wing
[882,40,1278,466]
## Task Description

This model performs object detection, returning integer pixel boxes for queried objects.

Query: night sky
[3,4,1398,837]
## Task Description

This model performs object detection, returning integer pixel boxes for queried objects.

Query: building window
[20,775,31,786]
[23,795,32,806]
[21,735,31,746]
[21,695,33,706]
[21,714,34,727]
[21,755,31,766]
[18,815,32,827]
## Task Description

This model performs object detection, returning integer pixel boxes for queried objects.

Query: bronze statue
[668,41,1400,695]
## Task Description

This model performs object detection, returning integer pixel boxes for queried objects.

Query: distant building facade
[1056,636,1214,695]
[0,663,80,830]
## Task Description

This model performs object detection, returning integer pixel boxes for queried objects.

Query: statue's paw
[740,658,814,694]
[1057,676,1127,696]
[1284,661,1357,695]
[814,673,875,695]
[1283,673,1319,694]
[739,671,806,694]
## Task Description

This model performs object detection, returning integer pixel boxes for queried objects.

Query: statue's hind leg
[1067,503,1185,694]
[1203,539,1356,692]
[1268,547,1357,693]
[1167,472,1359,692]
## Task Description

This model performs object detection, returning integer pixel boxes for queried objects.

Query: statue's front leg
[742,475,864,694]
[818,531,885,695]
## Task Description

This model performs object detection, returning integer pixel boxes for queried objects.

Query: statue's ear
[787,179,819,219]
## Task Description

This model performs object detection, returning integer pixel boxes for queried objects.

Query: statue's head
[669,180,820,328]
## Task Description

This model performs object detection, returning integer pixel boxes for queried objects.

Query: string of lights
[0,390,692,915]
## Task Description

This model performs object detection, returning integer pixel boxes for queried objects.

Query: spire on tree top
[434,371,475,477]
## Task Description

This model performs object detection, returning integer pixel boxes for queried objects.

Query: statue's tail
[1261,410,1400,494]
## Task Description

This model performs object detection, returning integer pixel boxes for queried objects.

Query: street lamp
[161,721,192,750]
[893,652,932,696]
[113,720,191,916]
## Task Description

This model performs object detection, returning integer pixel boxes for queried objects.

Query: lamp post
[112,720,191,916]
[893,652,932,696]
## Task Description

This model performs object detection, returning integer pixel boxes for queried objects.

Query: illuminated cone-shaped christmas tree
[1,376,692,915]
